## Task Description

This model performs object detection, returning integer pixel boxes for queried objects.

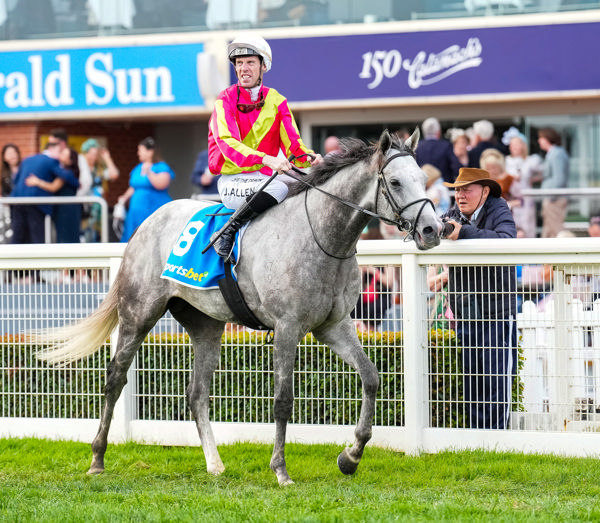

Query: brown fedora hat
[443,167,502,198]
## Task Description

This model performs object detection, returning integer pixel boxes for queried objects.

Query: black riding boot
[212,191,278,263]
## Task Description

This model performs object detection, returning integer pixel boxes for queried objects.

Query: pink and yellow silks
[208,84,314,176]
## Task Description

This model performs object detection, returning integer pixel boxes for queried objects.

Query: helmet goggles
[236,86,265,113]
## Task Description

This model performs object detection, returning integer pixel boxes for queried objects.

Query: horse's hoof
[86,466,105,475]
[207,462,225,475]
[278,477,295,487]
[337,447,360,476]
[272,466,294,486]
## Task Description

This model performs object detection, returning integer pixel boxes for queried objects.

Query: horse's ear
[405,127,420,152]
[379,129,393,153]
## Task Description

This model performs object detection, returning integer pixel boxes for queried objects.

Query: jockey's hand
[263,155,292,174]
[308,153,323,166]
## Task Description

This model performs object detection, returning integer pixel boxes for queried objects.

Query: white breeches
[218,173,294,209]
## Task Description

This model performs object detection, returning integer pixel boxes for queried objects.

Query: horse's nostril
[422,226,434,235]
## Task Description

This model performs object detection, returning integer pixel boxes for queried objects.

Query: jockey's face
[235,56,264,89]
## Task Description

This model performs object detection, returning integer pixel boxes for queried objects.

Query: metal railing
[1,196,110,243]
[520,188,600,199]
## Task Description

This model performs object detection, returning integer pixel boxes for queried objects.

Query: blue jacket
[11,153,80,215]
[416,138,461,183]
[190,149,219,194]
[467,141,509,169]
[442,196,517,320]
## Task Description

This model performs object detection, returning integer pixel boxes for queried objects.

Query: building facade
[0,1,598,222]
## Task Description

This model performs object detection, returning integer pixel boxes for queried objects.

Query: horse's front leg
[270,329,300,486]
[170,305,226,476]
[313,318,379,475]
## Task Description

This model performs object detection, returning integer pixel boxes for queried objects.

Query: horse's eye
[389,178,401,187]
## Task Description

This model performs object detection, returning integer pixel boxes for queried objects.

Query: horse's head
[375,129,443,250]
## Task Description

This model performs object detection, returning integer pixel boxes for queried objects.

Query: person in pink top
[208,33,322,262]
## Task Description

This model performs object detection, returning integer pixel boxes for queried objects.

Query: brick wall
[0,122,39,159]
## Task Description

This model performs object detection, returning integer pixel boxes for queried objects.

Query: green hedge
[0,335,109,419]
[2,330,521,428]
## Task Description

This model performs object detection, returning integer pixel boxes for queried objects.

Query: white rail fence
[2,238,600,457]
[1,196,110,243]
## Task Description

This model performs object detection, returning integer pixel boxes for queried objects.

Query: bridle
[374,145,436,233]
[287,145,436,259]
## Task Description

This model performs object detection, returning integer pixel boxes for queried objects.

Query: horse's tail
[35,278,120,367]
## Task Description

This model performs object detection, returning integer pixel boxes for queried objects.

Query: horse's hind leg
[88,325,152,475]
[313,319,379,476]
[169,300,226,475]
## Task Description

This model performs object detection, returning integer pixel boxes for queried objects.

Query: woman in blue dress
[118,137,175,242]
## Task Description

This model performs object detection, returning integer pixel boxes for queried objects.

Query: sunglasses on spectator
[236,86,264,113]
[47,141,61,147]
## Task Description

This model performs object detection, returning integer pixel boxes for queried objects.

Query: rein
[286,147,435,259]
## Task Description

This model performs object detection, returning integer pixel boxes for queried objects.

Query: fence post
[401,253,428,455]
[44,215,52,243]
[553,268,572,426]
[106,255,135,442]
[592,300,600,406]
[518,301,547,413]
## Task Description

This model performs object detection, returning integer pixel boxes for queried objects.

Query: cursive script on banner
[359,38,483,90]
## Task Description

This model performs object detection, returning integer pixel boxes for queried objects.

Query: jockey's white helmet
[228,34,272,72]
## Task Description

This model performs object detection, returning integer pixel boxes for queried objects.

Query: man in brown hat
[442,167,517,429]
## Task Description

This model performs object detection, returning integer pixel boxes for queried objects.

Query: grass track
[1,438,600,522]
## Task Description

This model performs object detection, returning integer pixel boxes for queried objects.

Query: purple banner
[267,22,600,102]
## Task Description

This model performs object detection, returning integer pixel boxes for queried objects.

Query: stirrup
[211,230,235,263]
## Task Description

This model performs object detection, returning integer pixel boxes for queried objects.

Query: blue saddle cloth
[160,204,239,289]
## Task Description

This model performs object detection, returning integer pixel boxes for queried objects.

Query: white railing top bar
[357,237,600,266]
[0,242,126,269]
[0,237,598,269]
[520,188,600,199]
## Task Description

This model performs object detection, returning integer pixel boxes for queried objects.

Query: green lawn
[1,438,599,522]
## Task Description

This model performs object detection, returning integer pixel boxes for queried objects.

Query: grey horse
[38,129,443,486]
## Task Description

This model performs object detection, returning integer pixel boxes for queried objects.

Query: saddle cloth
[160,204,240,289]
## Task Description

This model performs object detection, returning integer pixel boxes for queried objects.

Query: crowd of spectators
[0,129,181,250]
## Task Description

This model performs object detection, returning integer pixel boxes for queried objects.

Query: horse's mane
[286,135,411,197]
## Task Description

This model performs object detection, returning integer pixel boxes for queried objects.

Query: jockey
[208,33,322,262]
